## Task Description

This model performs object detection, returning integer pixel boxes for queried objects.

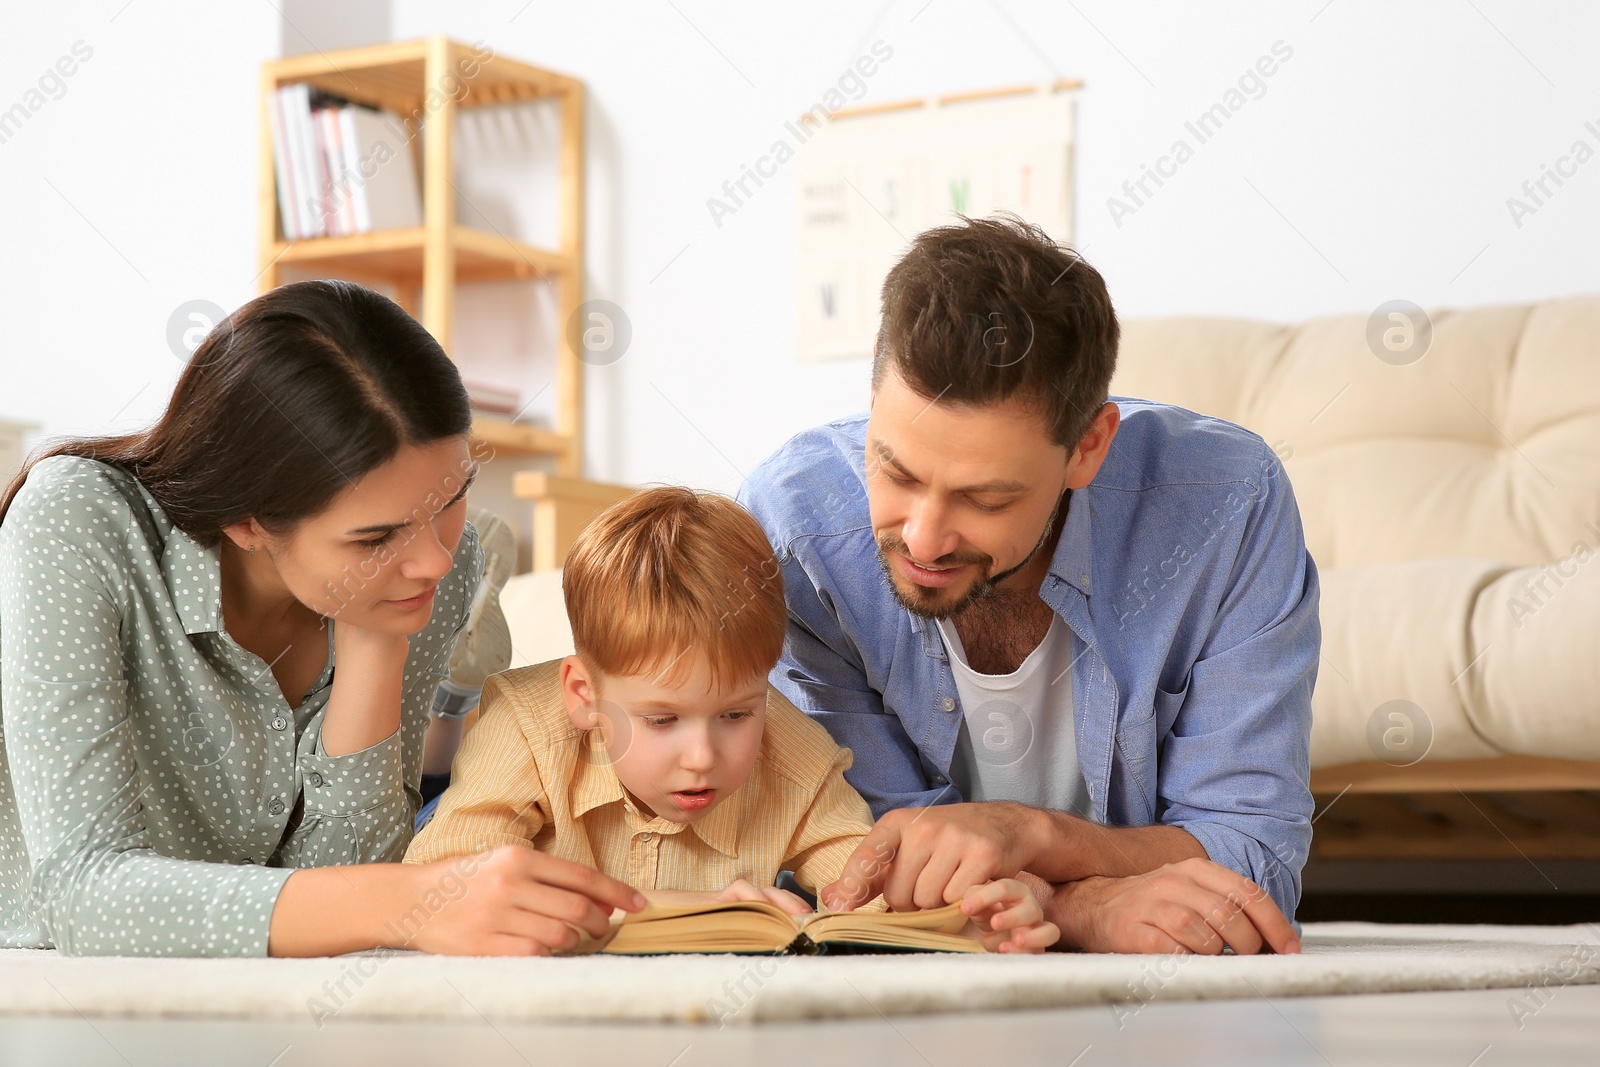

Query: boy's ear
[560,655,600,732]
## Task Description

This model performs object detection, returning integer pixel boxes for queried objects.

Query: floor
[1,984,1595,1067]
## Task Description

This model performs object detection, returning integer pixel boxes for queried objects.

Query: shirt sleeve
[769,543,956,818]
[0,528,293,957]
[403,672,549,865]
[780,747,887,912]
[1154,447,1320,922]
[266,729,409,869]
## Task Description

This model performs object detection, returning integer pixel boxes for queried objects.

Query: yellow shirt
[405,660,875,898]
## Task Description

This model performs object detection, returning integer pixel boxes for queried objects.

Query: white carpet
[2,923,1596,1027]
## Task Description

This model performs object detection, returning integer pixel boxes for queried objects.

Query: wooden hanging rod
[802,79,1083,127]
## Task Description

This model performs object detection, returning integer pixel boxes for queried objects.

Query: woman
[0,280,641,957]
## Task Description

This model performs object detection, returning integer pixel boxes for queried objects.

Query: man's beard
[876,491,1067,620]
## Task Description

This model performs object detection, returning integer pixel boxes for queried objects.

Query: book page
[804,902,983,952]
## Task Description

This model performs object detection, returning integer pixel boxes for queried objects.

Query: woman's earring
[247,545,256,556]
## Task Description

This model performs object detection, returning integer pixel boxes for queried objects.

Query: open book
[574,900,985,955]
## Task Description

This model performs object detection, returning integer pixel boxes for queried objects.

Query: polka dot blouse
[0,456,484,957]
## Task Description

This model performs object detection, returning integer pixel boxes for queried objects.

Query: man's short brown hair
[873,213,1119,448]
[561,486,786,689]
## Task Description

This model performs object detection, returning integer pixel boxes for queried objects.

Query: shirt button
[1080,572,1091,586]
[931,775,948,785]
[941,698,957,712]
[271,716,288,731]
[638,832,655,843]
[307,772,324,788]
[269,797,285,816]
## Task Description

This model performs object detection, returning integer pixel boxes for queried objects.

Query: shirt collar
[1046,487,1095,598]
[569,735,742,858]
[134,479,226,637]
[571,734,628,817]
[685,787,743,858]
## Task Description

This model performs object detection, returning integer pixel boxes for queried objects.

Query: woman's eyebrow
[345,466,479,536]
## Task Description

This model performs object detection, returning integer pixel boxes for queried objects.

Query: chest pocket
[1153,677,1189,740]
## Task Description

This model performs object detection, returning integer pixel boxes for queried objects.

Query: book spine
[268,88,298,239]
[320,108,353,236]
[313,107,338,237]
[286,85,324,238]
[334,110,357,235]
[356,106,423,231]
[339,108,370,233]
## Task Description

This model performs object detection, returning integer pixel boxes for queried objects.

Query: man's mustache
[875,533,991,571]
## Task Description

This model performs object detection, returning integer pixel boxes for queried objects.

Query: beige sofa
[1114,294,1600,762]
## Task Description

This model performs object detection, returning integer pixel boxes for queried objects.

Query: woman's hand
[960,877,1061,954]
[332,616,411,666]
[320,619,411,756]
[395,846,646,956]
[716,877,815,916]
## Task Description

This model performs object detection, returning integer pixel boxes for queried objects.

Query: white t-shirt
[937,613,1093,818]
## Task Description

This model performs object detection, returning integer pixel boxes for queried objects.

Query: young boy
[405,487,1056,952]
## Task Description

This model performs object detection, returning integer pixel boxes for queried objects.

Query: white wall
[5,2,1597,536]
[0,2,279,470]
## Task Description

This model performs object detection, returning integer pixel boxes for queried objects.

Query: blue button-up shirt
[738,399,1319,920]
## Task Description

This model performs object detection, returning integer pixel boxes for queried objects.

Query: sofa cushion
[1114,296,1600,572]
[1472,552,1600,757]
[1313,559,1507,766]
[501,569,574,668]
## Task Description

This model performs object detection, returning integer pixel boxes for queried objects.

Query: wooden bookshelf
[257,36,586,473]
[512,471,634,572]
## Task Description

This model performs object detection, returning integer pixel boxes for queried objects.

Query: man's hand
[1059,856,1300,955]
[960,878,1060,953]
[821,803,1043,912]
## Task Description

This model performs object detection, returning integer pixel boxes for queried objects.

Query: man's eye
[969,499,1008,513]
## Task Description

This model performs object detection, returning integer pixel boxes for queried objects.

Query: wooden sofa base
[1309,757,1600,861]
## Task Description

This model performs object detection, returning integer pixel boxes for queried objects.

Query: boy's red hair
[561,486,786,690]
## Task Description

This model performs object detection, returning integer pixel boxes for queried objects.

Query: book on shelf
[269,86,422,240]
[461,379,524,417]
[569,900,984,956]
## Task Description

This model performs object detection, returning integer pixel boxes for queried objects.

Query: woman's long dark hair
[0,280,472,545]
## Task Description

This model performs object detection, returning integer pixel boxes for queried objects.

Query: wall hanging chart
[794,81,1080,362]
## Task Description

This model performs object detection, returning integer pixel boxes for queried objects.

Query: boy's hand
[716,878,814,916]
[960,877,1060,954]
[398,846,645,956]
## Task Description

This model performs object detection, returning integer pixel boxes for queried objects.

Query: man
[738,215,1319,955]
